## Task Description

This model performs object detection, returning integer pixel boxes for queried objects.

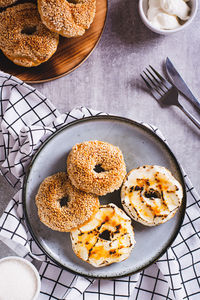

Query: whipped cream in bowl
[139,0,198,34]
[148,0,190,30]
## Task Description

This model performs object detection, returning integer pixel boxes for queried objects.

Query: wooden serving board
[0,0,107,83]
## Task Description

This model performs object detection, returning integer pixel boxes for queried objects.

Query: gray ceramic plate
[23,116,186,278]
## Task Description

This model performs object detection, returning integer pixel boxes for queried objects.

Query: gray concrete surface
[0,0,199,255]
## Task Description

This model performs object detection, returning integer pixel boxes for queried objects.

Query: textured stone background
[0,0,199,255]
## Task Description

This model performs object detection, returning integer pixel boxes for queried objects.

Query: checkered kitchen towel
[0,71,199,300]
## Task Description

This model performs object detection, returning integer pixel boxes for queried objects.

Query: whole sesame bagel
[0,3,59,67]
[67,141,127,196]
[35,172,99,232]
[121,165,183,226]
[37,0,96,37]
[71,204,135,267]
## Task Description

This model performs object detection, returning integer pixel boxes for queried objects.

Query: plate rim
[0,0,108,84]
[22,115,187,278]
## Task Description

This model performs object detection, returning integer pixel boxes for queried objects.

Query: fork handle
[178,104,200,129]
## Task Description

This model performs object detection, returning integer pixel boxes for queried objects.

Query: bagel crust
[0,0,17,8]
[121,165,183,226]
[67,141,127,196]
[37,0,96,37]
[0,3,59,67]
[35,172,99,232]
[71,204,135,267]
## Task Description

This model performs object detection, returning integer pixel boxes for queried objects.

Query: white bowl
[139,0,198,35]
[0,256,41,300]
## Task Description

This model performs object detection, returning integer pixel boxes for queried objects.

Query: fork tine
[140,74,152,89]
[149,65,172,89]
[140,73,161,100]
[144,69,166,94]
[146,68,167,93]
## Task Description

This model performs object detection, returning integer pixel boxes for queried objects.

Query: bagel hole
[67,0,78,3]
[144,189,161,199]
[94,164,105,173]
[59,196,69,207]
[21,26,37,35]
[99,230,111,241]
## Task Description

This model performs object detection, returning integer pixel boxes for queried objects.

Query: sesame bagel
[35,172,99,232]
[38,0,96,38]
[71,204,135,267]
[0,3,59,67]
[67,141,127,196]
[121,165,183,226]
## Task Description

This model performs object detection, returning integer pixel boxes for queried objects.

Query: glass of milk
[0,256,41,300]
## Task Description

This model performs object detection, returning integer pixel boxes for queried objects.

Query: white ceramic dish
[139,0,198,35]
[0,256,41,300]
[22,116,186,278]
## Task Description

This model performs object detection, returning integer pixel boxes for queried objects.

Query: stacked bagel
[0,0,96,67]
[35,140,183,267]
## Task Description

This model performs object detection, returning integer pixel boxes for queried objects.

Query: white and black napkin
[0,71,199,300]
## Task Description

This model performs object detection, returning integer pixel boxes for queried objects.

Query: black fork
[141,66,200,129]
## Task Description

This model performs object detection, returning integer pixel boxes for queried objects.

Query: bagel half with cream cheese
[121,165,183,226]
[70,204,135,267]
